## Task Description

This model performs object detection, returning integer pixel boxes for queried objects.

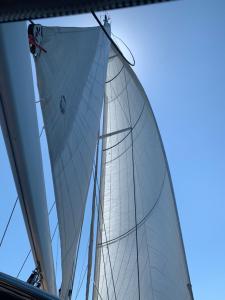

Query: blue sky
[0,0,225,299]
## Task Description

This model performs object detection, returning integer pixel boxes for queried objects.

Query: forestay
[93,46,193,300]
[33,24,110,299]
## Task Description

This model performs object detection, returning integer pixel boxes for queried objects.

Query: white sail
[33,24,110,298]
[93,46,193,300]
[0,22,56,293]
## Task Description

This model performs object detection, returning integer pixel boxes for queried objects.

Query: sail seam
[124,67,141,300]
[99,126,131,139]
[103,101,146,152]
[97,169,166,247]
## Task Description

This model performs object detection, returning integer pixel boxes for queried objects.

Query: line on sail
[93,281,104,300]
[97,168,167,248]
[105,65,124,84]
[93,159,117,300]
[91,11,135,66]
[125,68,141,300]
[99,127,131,139]
[103,101,146,152]
[106,78,131,104]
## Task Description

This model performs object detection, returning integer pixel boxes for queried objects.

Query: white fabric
[34,24,110,299]
[94,46,192,300]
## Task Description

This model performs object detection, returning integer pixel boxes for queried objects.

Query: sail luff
[86,138,99,300]
[92,89,109,300]
[0,22,56,293]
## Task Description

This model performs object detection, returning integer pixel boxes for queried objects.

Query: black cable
[17,249,32,278]
[0,196,18,247]
[91,11,135,66]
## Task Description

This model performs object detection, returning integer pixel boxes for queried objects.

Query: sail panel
[33,24,110,299]
[94,46,192,300]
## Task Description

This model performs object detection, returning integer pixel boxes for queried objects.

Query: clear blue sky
[0,0,225,299]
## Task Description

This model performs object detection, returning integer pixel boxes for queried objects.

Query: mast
[0,22,56,293]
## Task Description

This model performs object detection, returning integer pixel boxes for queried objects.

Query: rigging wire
[16,200,56,278]
[0,124,46,249]
[16,249,32,278]
[51,222,58,242]
[74,265,88,300]
[91,11,135,66]
[0,196,18,247]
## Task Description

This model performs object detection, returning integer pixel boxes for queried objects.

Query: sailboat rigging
[0,8,194,300]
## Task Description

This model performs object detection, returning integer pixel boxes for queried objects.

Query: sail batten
[33,23,110,299]
[93,46,193,300]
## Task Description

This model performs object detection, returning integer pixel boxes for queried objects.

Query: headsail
[93,46,193,300]
[32,24,110,298]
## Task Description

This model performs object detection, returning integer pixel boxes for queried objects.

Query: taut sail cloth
[32,24,110,298]
[93,46,194,300]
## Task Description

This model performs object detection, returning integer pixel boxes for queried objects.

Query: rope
[91,11,135,66]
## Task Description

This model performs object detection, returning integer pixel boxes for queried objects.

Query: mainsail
[93,46,193,300]
[32,23,110,298]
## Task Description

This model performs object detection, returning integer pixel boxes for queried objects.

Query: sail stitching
[103,101,146,152]
[94,160,118,300]
[124,68,141,300]
[97,168,166,247]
